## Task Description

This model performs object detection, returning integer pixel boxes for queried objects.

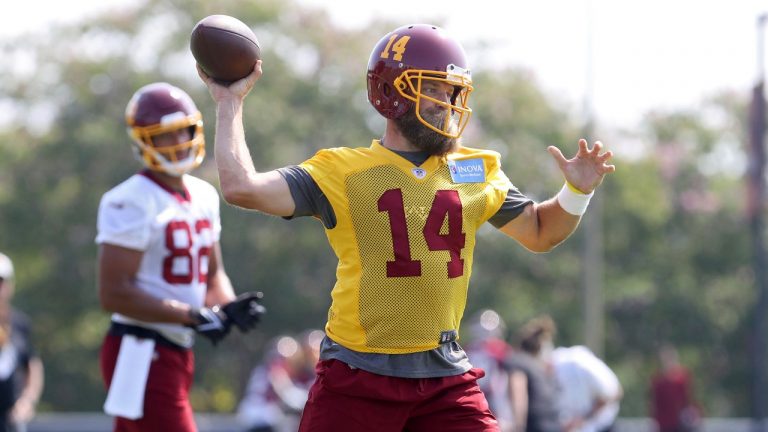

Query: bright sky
[5,0,768,130]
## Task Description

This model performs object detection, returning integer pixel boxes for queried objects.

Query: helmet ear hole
[382,83,392,97]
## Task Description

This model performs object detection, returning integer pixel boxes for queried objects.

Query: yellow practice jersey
[300,140,512,354]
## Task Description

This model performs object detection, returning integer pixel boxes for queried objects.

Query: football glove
[221,291,266,332]
[188,306,231,345]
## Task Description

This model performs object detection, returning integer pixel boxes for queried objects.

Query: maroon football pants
[100,333,196,432]
[299,359,499,432]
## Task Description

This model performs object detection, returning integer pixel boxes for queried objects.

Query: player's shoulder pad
[97,176,158,227]
[301,146,371,178]
[451,145,503,171]
[101,175,152,207]
[453,145,502,160]
[312,146,370,159]
[183,174,220,199]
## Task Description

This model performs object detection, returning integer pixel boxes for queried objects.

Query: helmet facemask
[128,111,205,177]
[125,82,206,177]
[393,64,473,139]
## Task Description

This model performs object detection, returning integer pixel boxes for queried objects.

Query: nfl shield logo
[412,167,426,179]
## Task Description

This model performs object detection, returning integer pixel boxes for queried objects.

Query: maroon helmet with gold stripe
[366,24,473,139]
[125,82,205,176]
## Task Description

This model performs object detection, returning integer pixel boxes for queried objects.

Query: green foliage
[0,0,759,419]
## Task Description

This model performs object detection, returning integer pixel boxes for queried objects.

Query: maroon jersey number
[378,189,465,278]
[163,219,212,284]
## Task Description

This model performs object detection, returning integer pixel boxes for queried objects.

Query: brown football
[190,15,261,84]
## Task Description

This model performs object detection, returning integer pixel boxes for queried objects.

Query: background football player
[96,82,263,432]
[0,252,44,432]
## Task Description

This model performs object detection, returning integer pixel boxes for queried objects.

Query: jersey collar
[371,139,444,175]
[139,169,191,203]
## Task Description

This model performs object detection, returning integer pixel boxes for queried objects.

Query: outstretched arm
[500,139,615,252]
[198,62,295,216]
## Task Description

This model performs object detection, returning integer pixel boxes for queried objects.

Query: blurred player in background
[199,22,614,431]
[506,315,561,432]
[0,252,44,432]
[465,310,515,431]
[96,82,264,432]
[237,329,324,432]
[552,345,623,432]
[650,345,701,432]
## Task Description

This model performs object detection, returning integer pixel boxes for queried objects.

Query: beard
[394,106,458,157]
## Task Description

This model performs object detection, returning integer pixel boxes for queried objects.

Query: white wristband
[556,182,594,216]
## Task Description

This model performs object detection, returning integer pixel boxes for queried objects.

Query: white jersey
[96,171,221,347]
[552,345,621,432]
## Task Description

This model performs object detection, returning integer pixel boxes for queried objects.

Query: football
[190,15,261,84]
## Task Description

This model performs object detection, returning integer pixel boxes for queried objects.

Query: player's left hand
[222,291,266,332]
[188,307,231,345]
[547,139,616,194]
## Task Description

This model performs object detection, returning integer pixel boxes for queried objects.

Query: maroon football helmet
[125,82,205,176]
[366,24,473,139]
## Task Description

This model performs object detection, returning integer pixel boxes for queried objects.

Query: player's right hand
[188,306,231,345]
[197,61,262,102]
[222,291,266,332]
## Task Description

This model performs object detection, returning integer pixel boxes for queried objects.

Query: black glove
[188,306,231,345]
[221,291,266,332]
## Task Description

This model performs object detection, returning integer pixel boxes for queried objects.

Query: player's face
[395,89,458,157]
[153,127,193,162]
[420,81,455,107]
